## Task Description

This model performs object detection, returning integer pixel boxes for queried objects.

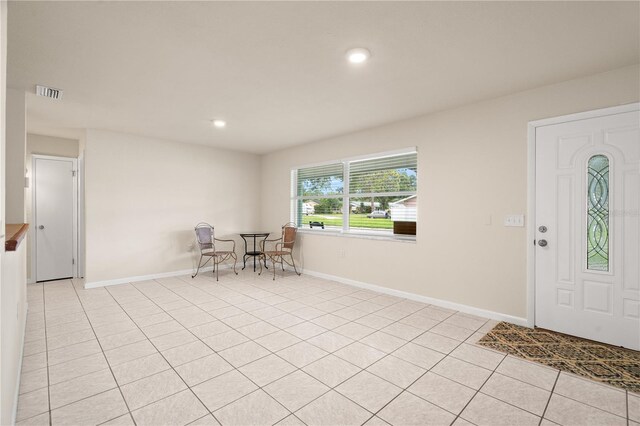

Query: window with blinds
[291,149,417,237]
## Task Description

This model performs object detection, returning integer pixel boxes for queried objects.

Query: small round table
[239,232,270,272]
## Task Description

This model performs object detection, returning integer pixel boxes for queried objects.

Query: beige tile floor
[16,268,639,426]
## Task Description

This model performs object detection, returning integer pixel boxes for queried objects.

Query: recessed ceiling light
[212,119,226,128]
[346,48,371,64]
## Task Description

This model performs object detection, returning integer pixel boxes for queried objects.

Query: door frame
[31,154,80,282]
[526,102,640,328]
[78,149,85,278]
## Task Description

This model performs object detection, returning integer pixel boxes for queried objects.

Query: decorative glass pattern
[587,155,609,271]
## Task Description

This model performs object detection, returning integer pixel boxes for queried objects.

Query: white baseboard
[84,265,228,289]
[12,303,28,425]
[304,269,528,327]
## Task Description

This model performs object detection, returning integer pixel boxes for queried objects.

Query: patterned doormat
[478,322,640,393]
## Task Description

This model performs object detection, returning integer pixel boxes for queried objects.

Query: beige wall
[1,0,6,229]
[260,64,640,320]
[25,133,79,281]
[2,4,29,425]
[5,88,25,224]
[27,133,79,158]
[84,129,261,285]
[0,3,8,424]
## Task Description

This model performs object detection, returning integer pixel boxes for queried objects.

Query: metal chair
[258,222,301,280]
[191,222,238,281]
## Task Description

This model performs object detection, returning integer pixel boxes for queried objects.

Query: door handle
[538,239,548,247]
[38,225,45,230]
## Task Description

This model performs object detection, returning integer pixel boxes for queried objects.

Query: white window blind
[292,149,417,237]
[349,153,417,196]
[296,163,343,197]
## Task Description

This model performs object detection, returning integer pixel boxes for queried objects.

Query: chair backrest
[194,222,215,252]
[282,222,297,250]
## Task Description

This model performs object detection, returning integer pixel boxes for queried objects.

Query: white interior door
[34,156,76,282]
[535,107,640,350]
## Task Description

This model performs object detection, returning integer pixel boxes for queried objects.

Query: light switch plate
[504,214,525,227]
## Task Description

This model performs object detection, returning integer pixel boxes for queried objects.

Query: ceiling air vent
[35,85,63,100]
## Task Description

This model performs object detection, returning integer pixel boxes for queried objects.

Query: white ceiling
[7,1,639,154]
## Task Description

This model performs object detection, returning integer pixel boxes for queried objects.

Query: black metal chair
[192,222,238,281]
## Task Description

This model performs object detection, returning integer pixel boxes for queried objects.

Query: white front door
[34,156,76,282]
[535,106,640,349]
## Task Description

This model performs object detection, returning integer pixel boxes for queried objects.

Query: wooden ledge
[6,223,29,251]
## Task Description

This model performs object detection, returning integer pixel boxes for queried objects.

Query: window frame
[290,147,417,240]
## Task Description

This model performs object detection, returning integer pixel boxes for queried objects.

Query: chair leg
[215,258,220,282]
[289,254,301,276]
[192,255,204,278]
[232,253,238,275]
[272,256,278,280]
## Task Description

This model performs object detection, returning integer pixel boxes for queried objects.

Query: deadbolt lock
[538,226,548,233]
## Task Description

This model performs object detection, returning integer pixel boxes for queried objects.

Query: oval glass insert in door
[587,154,609,272]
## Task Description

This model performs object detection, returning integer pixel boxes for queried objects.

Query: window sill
[297,228,416,243]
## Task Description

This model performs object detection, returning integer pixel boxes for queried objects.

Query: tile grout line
[130,276,305,423]
[364,324,478,425]
[106,274,334,422]
[471,354,561,393]
[32,274,632,424]
[42,282,52,426]
[22,285,51,423]
[151,273,377,422]
[538,368,561,426]
[81,278,443,423]
[466,356,615,423]
[537,370,629,423]
[30,275,483,425]
[19,282,114,423]
[102,284,228,425]
[26,273,574,426]
[147,273,426,422]
[115,273,489,424]
[67,278,139,425]
[241,290,429,423]
[449,351,510,425]
[49,286,131,420]
[249,296,475,422]
[162,273,363,423]
[338,305,630,422]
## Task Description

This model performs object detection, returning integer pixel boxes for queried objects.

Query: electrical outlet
[504,214,525,227]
